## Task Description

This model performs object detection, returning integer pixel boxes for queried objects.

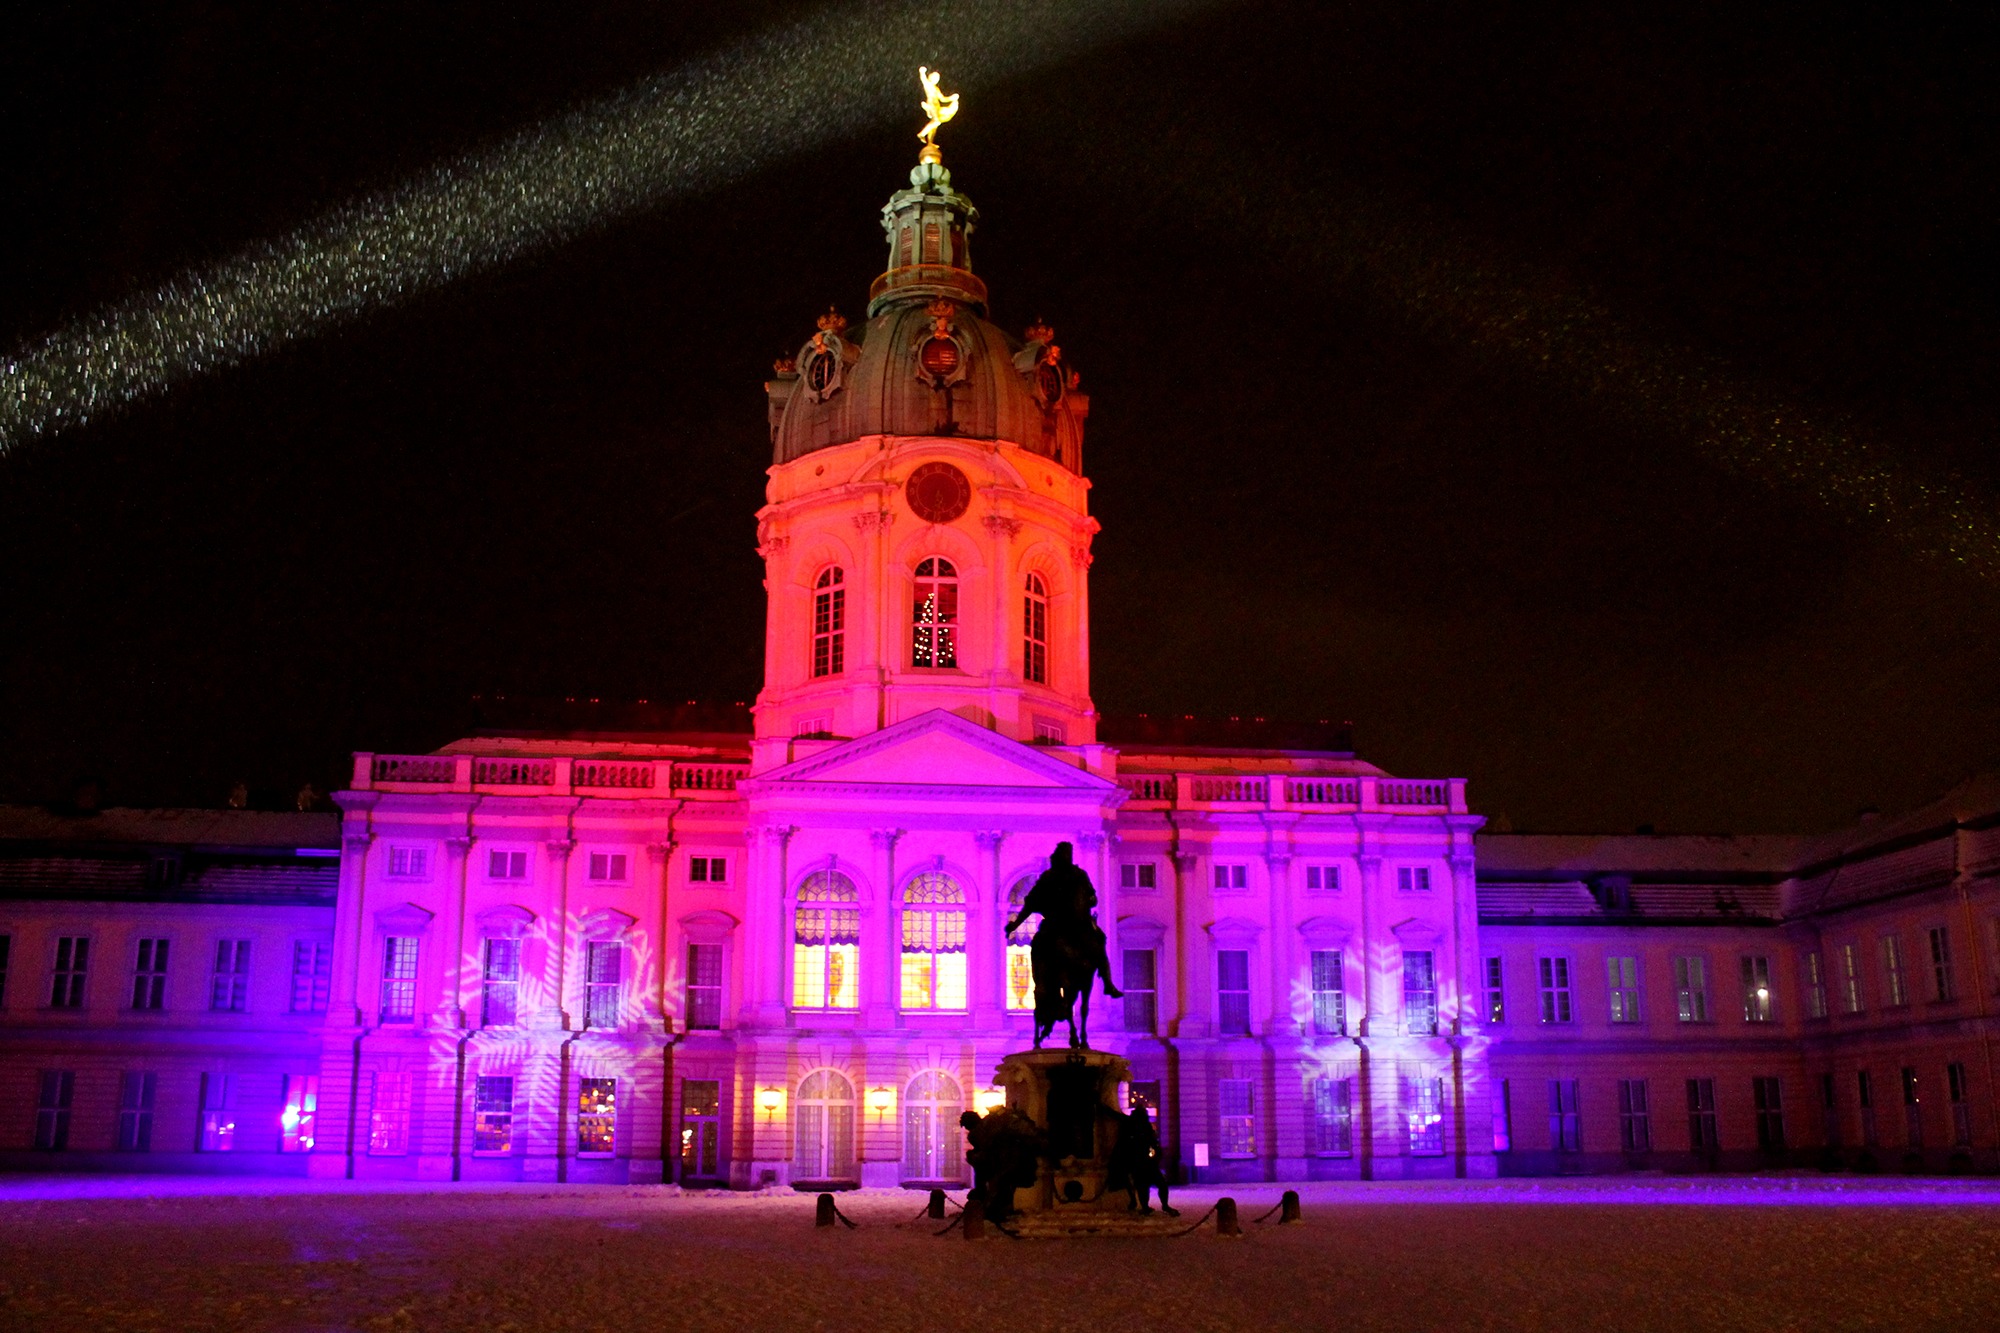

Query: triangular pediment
[754,710,1115,791]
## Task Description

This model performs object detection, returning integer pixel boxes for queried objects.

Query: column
[541,839,576,1030]
[647,840,676,1029]
[1356,850,1383,1180]
[438,836,473,1028]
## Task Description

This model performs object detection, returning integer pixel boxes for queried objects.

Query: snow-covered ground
[2,1177,1996,1330]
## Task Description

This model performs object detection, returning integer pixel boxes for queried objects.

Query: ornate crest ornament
[801,307,850,402]
[816,307,849,336]
[916,297,967,387]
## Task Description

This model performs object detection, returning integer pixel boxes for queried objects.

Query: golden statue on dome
[917,66,960,164]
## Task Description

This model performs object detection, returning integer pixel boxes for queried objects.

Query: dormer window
[912,558,958,668]
[813,567,845,678]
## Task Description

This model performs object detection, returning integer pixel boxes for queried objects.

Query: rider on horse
[1003,841,1121,1048]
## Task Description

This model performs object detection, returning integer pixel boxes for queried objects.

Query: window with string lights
[911,557,958,668]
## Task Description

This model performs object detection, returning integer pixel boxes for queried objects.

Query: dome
[765,158,1087,473]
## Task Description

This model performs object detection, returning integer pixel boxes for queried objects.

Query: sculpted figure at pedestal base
[960,1107,1043,1224]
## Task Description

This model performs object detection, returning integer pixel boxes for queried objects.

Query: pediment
[753,710,1116,792]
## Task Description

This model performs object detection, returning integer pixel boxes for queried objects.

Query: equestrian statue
[1003,841,1122,1049]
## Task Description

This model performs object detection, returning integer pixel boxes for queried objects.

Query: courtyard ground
[2,1176,1997,1332]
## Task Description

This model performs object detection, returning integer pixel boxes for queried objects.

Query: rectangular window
[1309,1076,1353,1156]
[51,936,89,1009]
[34,1071,74,1151]
[1607,956,1640,1024]
[1929,926,1956,1002]
[488,849,528,880]
[380,937,418,1021]
[587,852,628,882]
[1753,1077,1785,1150]
[1023,582,1048,685]
[1128,1082,1163,1117]
[117,1071,156,1151]
[1741,955,1773,1023]
[369,1070,409,1155]
[0,933,11,1008]
[1218,1079,1256,1158]
[814,571,846,678]
[1407,1077,1445,1155]
[1211,864,1249,892]
[1493,1079,1513,1152]
[689,856,729,884]
[1880,936,1907,1007]
[1537,956,1573,1024]
[281,1074,318,1153]
[586,941,624,1029]
[199,1073,238,1151]
[578,1078,616,1156]
[132,938,169,1011]
[1310,950,1345,1036]
[1840,942,1864,1013]
[1687,1078,1719,1151]
[686,942,722,1030]
[211,940,251,1012]
[1949,1062,1973,1148]
[1618,1079,1651,1152]
[681,1079,722,1180]
[482,938,520,1027]
[290,940,332,1013]
[1820,1072,1841,1148]
[1858,1069,1878,1147]
[1548,1079,1580,1153]
[1122,949,1157,1035]
[474,1075,515,1154]
[1804,950,1828,1020]
[1403,951,1438,1035]
[1484,956,1505,1024]
[1397,866,1432,893]
[1902,1067,1923,1148]
[1673,955,1709,1023]
[1216,950,1251,1036]
[1305,865,1340,892]
[1119,863,1157,891]
[387,846,428,878]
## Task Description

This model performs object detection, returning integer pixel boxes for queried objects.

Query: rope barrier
[1250,1200,1285,1224]
[1165,1203,1219,1237]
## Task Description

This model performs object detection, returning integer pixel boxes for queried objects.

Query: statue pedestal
[989,1047,1163,1233]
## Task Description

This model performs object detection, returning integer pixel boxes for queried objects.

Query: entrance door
[901,1071,965,1183]
[680,1080,721,1182]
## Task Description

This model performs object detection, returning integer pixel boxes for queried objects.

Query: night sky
[3,1,1996,834]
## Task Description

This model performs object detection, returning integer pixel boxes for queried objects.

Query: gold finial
[917,66,960,163]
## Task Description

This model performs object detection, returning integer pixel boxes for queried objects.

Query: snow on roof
[1474,832,1803,877]
[0,805,339,850]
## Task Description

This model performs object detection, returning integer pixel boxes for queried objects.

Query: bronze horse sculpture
[1003,841,1121,1049]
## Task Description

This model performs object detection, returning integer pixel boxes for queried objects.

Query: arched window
[900,871,967,1010]
[794,1070,856,1181]
[902,1071,965,1182]
[1023,572,1049,685]
[812,566,845,678]
[912,558,958,669]
[793,871,859,1010]
[1005,877,1039,1012]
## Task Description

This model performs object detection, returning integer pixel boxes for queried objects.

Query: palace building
[3,132,1998,1186]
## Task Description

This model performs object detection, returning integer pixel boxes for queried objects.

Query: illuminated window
[1122,948,1156,1033]
[1403,951,1437,1035]
[132,938,169,1011]
[1310,950,1345,1036]
[211,940,251,1013]
[1929,926,1956,1001]
[281,1075,318,1153]
[1618,1079,1651,1152]
[1673,955,1709,1022]
[369,1070,409,1155]
[578,1078,616,1156]
[587,852,628,882]
[901,872,967,1010]
[813,566,846,677]
[1218,1079,1256,1158]
[585,942,624,1029]
[1839,943,1864,1013]
[1119,863,1157,892]
[387,846,427,878]
[1742,955,1774,1022]
[488,849,528,880]
[1687,1078,1718,1151]
[686,942,722,1030]
[117,1071,155,1151]
[681,1080,722,1181]
[1006,879,1037,1012]
[198,1073,238,1151]
[51,936,88,1009]
[291,940,332,1013]
[1608,956,1640,1023]
[1880,935,1907,1007]
[794,1069,856,1181]
[1493,1080,1513,1152]
[34,1071,74,1151]
[1023,573,1049,684]
[481,939,520,1027]
[1537,956,1573,1024]
[1310,1076,1353,1156]
[474,1075,515,1154]
[1753,1077,1785,1150]
[1407,1077,1445,1155]
[1548,1079,1580,1153]
[1804,950,1828,1019]
[793,871,860,1010]
[380,938,418,1022]
[911,558,958,668]
[1217,950,1251,1035]
[902,1071,965,1182]
[1484,956,1505,1024]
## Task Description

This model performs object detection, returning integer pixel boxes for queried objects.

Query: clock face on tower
[905,462,972,524]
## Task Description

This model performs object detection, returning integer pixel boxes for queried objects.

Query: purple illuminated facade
[3,150,1998,1185]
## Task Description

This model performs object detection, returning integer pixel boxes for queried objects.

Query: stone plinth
[993,1047,1133,1217]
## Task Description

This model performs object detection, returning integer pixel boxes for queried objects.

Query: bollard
[1279,1189,1303,1225]
[1215,1196,1242,1237]
[815,1193,838,1228]
[962,1195,987,1241]
[928,1188,947,1220]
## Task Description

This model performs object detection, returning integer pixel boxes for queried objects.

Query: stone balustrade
[1115,771,1466,814]
[352,753,747,798]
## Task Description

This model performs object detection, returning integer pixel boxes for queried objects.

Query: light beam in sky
[0,0,1227,453]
